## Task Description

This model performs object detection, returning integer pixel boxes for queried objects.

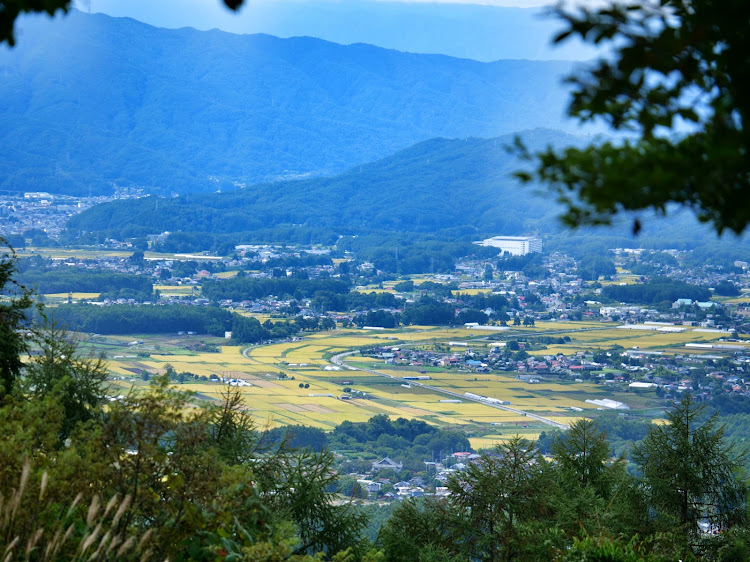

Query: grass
[19,247,133,259]
[20,246,222,262]
[0,460,151,560]
[456,288,493,295]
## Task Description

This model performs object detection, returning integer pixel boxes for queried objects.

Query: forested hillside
[67,130,572,239]
[0,10,574,196]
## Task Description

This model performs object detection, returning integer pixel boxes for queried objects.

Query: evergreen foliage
[0,238,34,396]
[633,395,748,547]
[23,316,108,437]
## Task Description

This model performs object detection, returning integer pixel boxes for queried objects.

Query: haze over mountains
[0,10,579,196]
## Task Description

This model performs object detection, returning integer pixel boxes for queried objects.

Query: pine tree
[633,394,747,542]
[24,317,108,437]
[0,238,34,397]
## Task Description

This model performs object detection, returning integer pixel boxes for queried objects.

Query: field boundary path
[330,351,570,430]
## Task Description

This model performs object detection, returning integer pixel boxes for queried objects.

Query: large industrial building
[475,236,542,256]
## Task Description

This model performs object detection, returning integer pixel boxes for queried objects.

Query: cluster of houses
[349,453,489,500]
[0,190,144,239]
[361,332,750,406]
[22,234,749,338]
[364,344,612,378]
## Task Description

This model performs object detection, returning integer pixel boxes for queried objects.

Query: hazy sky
[73,0,567,31]
[75,0,560,14]
[71,0,609,32]
[69,0,601,61]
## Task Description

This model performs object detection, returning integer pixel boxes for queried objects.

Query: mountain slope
[67,129,578,237]
[0,11,576,196]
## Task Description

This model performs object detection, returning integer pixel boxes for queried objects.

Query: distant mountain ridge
[0,10,577,196]
[67,130,577,238]
[83,1,597,62]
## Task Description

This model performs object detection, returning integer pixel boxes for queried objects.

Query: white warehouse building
[475,236,542,256]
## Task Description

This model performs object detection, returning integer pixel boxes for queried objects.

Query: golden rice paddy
[105,316,734,435]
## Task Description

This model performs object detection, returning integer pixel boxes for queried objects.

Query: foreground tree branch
[0,0,248,46]
[517,0,750,235]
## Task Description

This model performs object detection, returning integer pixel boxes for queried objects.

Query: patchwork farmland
[97,318,740,447]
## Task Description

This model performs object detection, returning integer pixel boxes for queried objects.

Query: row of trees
[311,291,400,314]
[18,267,154,301]
[50,302,334,343]
[352,299,512,329]
[602,277,712,305]
[202,277,350,302]
[53,303,235,336]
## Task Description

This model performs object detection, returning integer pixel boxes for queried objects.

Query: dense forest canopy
[602,278,712,305]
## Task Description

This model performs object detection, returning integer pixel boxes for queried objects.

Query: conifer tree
[633,394,747,544]
[0,238,34,397]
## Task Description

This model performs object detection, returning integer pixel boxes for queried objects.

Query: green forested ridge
[66,130,749,258]
[67,131,569,236]
[0,10,573,196]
